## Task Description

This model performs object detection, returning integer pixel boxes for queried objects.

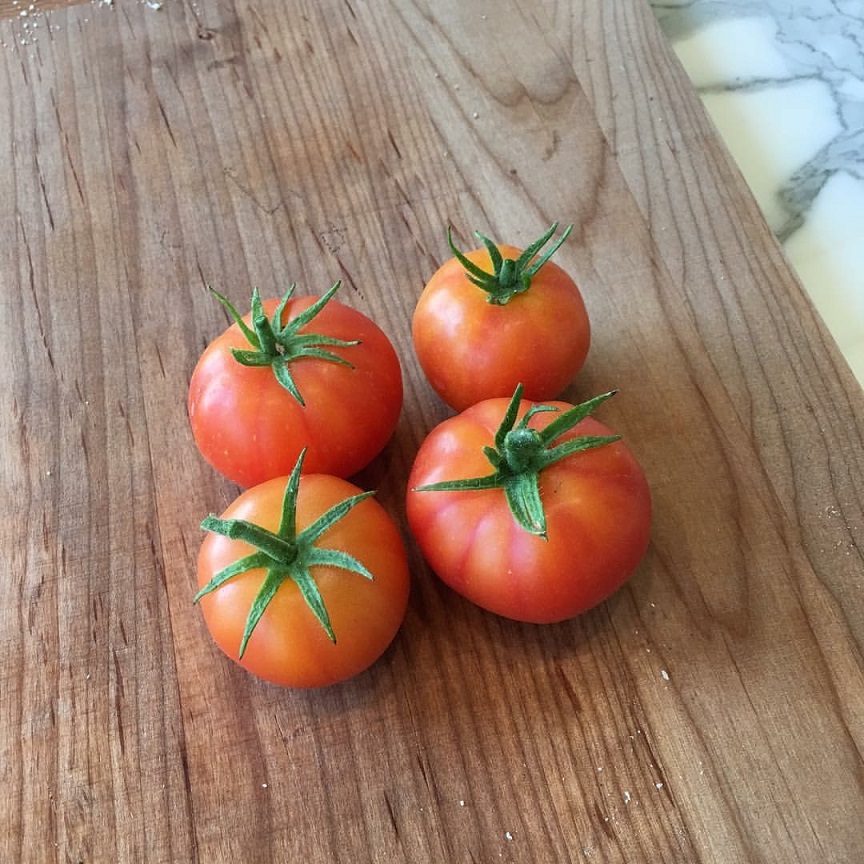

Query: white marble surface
[651,0,864,386]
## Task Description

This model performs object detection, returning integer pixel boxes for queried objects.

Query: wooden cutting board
[2,1,863,861]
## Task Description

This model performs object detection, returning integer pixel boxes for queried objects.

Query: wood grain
[1,0,862,862]
[0,0,88,22]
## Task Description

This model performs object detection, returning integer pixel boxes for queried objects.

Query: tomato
[188,283,403,487]
[406,387,651,624]
[196,453,410,687]
[412,224,590,411]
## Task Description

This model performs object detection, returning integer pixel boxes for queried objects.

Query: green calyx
[195,450,375,655]
[448,222,573,305]
[415,384,620,539]
[212,282,359,406]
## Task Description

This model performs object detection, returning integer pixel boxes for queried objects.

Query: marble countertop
[651,0,864,386]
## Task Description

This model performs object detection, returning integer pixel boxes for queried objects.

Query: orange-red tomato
[189,289,402,487]
[412,231,590,411]
[406,394,651,623]
[197,473,410,688]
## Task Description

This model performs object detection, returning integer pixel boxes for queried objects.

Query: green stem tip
[210,282,360,406]
[447,222,573,305]
[195,449,375,655]
[414,384,620,538]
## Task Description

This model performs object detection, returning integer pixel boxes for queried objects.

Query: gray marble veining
[651,0,864,383]
[653,0,864,240]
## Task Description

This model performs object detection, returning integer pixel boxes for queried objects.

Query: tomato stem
[414,385,620,538]
[195,450,375,654]
[210,283,360,406]
[447,222,573,305]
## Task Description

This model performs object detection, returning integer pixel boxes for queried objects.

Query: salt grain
[661,669,670,681]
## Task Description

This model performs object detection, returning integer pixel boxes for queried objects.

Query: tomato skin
[406,396,651,624]
[188,296,403,487]
[412,245,590,411]
[197,474,410,688]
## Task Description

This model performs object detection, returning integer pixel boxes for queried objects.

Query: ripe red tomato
[406,387,651,624]
[196,455,410,688]
[412,224,590,411]
[188,284,403,487]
